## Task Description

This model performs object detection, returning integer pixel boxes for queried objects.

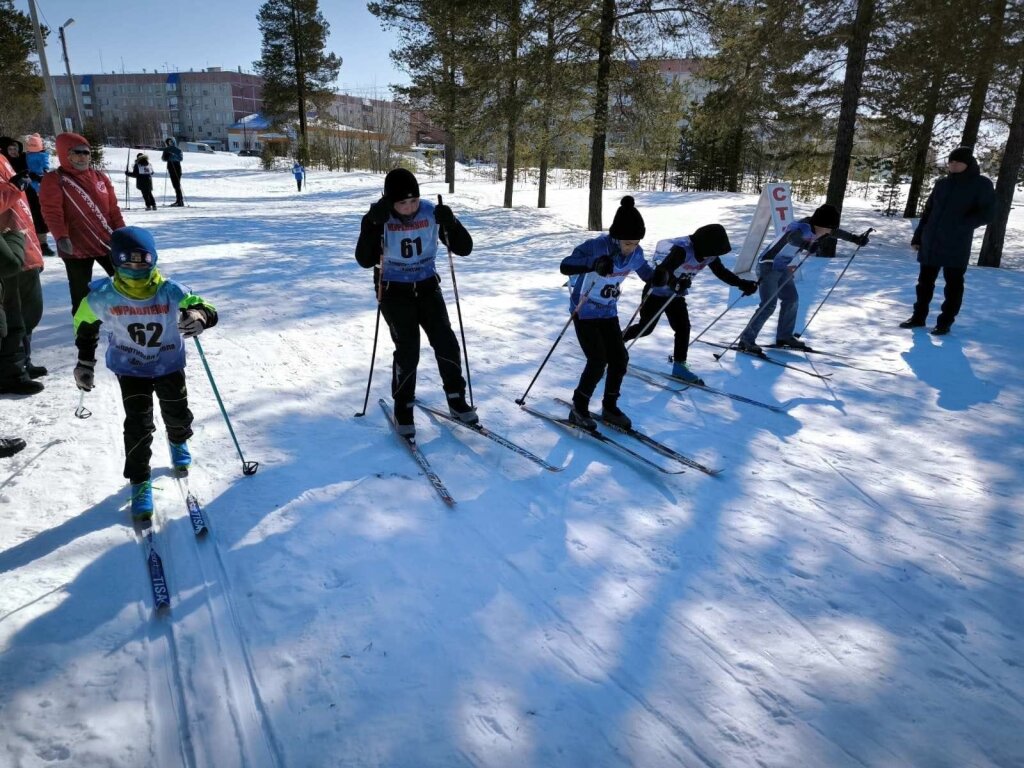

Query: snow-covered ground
[1,151,1022,768]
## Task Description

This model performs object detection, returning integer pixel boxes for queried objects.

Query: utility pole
[27,0,63,135]
[58,19,86,132]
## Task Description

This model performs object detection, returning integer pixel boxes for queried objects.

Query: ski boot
[395,401,416,439]
[899,316,926,329]
[737,339,763,355]
[671,361,705,386]
[446,391,479,425]
[169,441,192,472]
[130,480,154,522]
[600,397,632,430]
[775,337,811,351]
[568,392,597,431]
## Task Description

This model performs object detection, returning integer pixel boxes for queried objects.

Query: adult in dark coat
[901,147,995,335]
[160,138,184,206]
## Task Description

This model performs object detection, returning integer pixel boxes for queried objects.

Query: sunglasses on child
[121,251,153,265]
[70,148,92,156]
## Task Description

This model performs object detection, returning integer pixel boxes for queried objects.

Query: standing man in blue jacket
[901,147,995,335]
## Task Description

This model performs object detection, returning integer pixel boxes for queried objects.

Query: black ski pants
[167,162,183,204]
[573,316,628,405]
[118,369,193,484]
[63,255,114,318]
[379,281,465,408]
[622,288,691,362]
[912,264,966,328]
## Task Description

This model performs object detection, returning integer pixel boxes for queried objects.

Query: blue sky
[19,0,410,97]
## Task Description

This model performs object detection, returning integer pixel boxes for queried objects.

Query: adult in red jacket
[40,133,124,316]
[0,152,46,394]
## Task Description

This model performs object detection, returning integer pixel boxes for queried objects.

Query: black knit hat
[689,224,732,259]
[810,204,841,229]
[608,196,646,239]
[384,168,420,201]
[948,146,974,164]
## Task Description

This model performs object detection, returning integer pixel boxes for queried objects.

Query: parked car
[238,149,260,157]
[181,141,215,153]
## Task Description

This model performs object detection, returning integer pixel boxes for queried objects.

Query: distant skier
[623,224,758,385]
[559,196,659,430]
[72,226,218,520]
[901,146,995,336]
[23,133,55,256]
[735,204,868,355]
[354,167,475,439]
[125,153,158,210]
[292,161,305,192]
[161,138,184,206]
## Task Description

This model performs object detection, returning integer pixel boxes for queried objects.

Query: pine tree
[254,0,342,164]
[0,0,44,135]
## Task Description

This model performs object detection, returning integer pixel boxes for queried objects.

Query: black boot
[394,401,415,439]
[568,390,597,430]
[446,391,479,425]
[601,395,632,430]
[23,335,47,378]
[899,316,926,329]
[0,437,26,458]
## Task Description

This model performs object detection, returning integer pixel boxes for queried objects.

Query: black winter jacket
[911,161,995,268]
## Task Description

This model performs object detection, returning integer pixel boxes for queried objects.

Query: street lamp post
[58,18,86,132]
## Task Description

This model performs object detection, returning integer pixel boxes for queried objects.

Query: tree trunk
[903,67,943,218]
[538,17,555,209]
[826,0,875,210]
[291,4,308,162]
[978,59,1024,268]
[820,0,875,255]
[587,0,616,231]
[961,0,1007,149]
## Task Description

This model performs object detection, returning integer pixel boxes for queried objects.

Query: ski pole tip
[242,461,259,476]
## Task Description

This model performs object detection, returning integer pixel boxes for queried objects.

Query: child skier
[622,224,758,385]
[736,204,868,354]
[354,167,475,439]
[559,195,659,430]
[125,153,158,210]
[292,161,305,192]
[23,133,54,256]
[72,226,217,520]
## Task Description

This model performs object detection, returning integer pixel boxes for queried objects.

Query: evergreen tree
[0,0,44,135]
[255,0,342,163]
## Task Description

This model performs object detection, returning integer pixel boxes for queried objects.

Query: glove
[28,172,41,182]
[74,359,95,391]
[434,204,455,228]
[9,173,30,191]
[738,279,758,296]
[652,265,671,288]
[367,196,392,226]
[670,275,692,294]
[178,309,206,338]
[593,255,614,277]
[855,232,870,247]
[57,237,74,256]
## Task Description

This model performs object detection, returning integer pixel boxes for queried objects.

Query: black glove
[670,274,692,294]
[593,255,614,276]
[855,232,870,247]
[74,359,95,391]
[434,204,455,228]
[738,279,758,296]
[652,265,671,287]
[367,196,392,226]
[28,172,41,182]
[9,173,30,191]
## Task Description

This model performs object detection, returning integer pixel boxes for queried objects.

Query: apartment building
[51,68,263,149]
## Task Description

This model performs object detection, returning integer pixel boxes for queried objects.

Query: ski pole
[74,390,91,419]
[124,149,131,210]
[192,337,258,475]
[621,287,649,334]
[625,291,679,351]
[438,195,473,407]
[355,238,386,418]
[515,283,595,406]
[162,174,167,206]
[796,228,873,338]
[713,250,814,361]
[687,281,760,352]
